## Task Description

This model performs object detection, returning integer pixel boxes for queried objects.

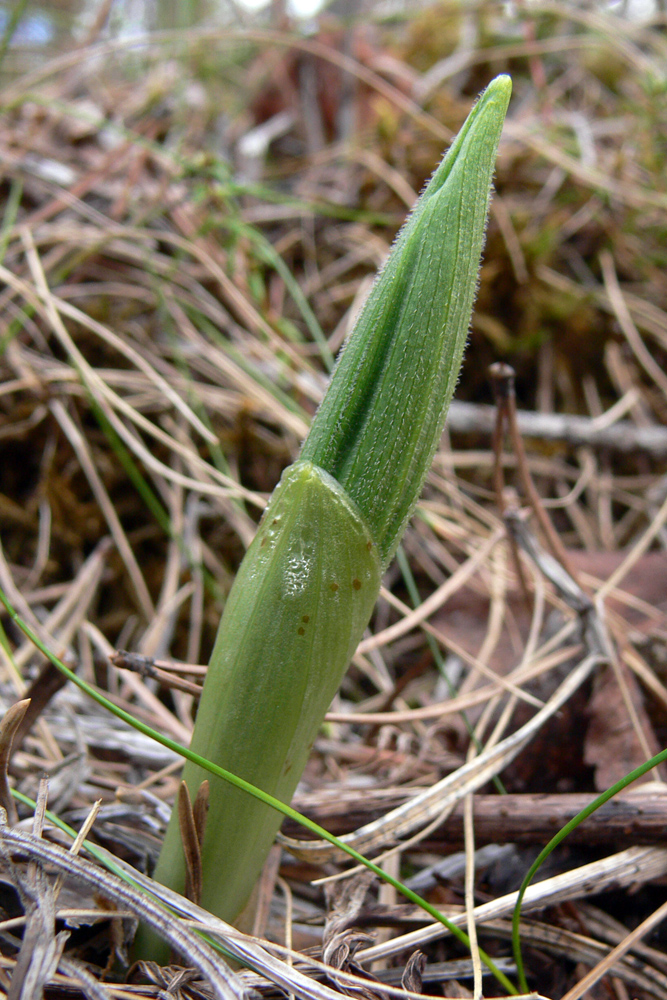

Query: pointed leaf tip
[489,73,512,99]
[485,74,512,121]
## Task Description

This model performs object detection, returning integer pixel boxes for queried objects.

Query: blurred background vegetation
[0,0,665,653]
[1,4,667,993]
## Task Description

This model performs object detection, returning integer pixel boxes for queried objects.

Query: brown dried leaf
[193,779,210,847]
[323,872,382,1000]
[178,781,203,907]
[584,662,664,790]
[323,870,375,949]
[0,700,30,827]
[401,951,426,994]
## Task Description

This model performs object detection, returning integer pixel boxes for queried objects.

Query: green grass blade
[0,0,29,71]
[0,179,21,267]
[512,748,667,992]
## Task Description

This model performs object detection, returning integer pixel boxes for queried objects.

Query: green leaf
[301,75,512,567]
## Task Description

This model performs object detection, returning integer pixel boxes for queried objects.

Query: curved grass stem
[0,586,517,994]
[512,748,667,992]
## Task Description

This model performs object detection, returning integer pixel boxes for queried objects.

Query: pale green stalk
[152,76,512,928]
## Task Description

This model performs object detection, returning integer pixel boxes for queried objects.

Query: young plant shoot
[152,75,512,924]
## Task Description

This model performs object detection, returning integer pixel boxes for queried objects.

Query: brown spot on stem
[330,582,339,592]
[302,615,310,623]
[298,626,305,635]
[353,578,362,590]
